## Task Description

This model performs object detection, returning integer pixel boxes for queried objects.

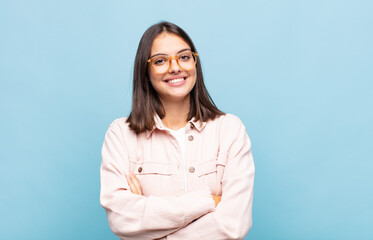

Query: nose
[168,57,182,73]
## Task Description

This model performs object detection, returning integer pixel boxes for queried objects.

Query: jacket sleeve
[166,116,255,240]
[100,123,215,240]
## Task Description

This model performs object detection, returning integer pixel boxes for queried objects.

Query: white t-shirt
[166,126,187,192]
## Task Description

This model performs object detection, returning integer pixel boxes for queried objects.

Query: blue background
[1,1,372,239]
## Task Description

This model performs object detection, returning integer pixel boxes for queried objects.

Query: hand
[212,195,221,207]
[126,174,143,195]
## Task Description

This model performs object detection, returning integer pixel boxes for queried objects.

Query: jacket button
[188,135,194,141]
[189,166,195,173]
[138,166,143,173]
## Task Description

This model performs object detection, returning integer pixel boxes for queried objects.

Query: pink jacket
[100,113,255,240]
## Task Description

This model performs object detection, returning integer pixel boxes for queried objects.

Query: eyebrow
[149,48,191,59]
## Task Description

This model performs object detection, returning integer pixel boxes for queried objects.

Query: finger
[130,174,143,195]
[212,195,221,207]
[125,174,137,194]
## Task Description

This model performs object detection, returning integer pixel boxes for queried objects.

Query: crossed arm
[126,174,221,207]
[101,117,254,239]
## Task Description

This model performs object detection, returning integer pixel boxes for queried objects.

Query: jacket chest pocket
[129,160,176,196]
[195,153,228,195]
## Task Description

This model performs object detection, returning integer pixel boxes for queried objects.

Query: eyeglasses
[147,51,198,74]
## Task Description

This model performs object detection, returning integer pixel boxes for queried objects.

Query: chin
[164,92,191,102]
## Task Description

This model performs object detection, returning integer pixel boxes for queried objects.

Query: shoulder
[219,113,244,124]
[213,113,250,147]
[212,113,246,132]
[108,117,128,129]
[106,117,137,138]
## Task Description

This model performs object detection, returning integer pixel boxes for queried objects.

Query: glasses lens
[150,52,197,74]
[151,56,170,73]
[178,52,197,70]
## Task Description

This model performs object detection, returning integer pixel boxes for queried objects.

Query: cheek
[149,78,161,92]
[148,71,161,88]
[190,71,197,85]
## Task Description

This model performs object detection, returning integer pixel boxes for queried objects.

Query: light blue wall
[1,1,372,239]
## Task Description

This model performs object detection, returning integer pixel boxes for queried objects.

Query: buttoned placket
[185,122,196,192]
[148,116,207,194]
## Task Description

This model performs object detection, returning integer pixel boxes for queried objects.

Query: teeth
[168,78,184,84]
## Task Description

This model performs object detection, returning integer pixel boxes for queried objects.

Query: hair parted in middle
[127,21,224,134]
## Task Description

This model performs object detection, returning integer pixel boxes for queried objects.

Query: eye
[154,59,164,65]
[153,57,168,65]
[179,53,192,61]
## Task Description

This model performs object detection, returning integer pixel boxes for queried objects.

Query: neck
[160,97,190,130]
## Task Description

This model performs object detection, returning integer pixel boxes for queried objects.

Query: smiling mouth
[165,77,187,84]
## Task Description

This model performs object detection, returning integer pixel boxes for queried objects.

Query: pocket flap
[217,152,228,166]
[197,159,217,177]
[133,162,174,175]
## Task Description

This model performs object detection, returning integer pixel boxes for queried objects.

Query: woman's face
[148,32,197,103]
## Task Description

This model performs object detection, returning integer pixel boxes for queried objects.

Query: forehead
[150,32,190,55]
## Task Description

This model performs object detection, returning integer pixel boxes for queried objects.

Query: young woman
[100,21,255,240]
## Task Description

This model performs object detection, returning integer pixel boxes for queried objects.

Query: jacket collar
[145,114,207,139]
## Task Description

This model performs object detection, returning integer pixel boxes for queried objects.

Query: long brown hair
[127,21,224,133]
